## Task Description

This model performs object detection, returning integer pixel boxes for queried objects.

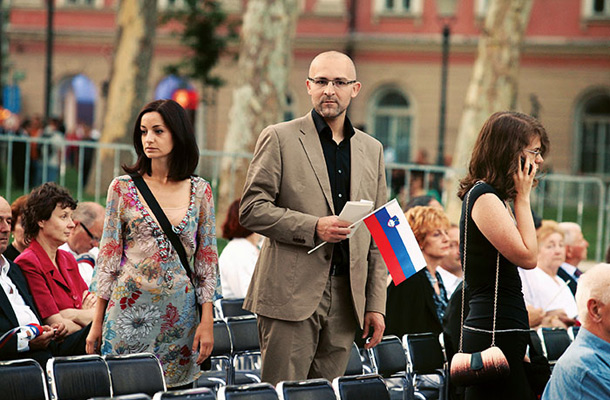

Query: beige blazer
[239,113,388,327]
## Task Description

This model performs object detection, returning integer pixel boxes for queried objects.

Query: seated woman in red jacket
[16,183,95,334]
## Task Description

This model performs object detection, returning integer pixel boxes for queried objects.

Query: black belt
[329,264,349,276]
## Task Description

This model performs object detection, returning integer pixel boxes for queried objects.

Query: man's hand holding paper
[316,215,352,243]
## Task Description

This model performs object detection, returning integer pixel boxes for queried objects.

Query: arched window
[371,88,413,164]
[54,74,97,133]
[578,91,610,174]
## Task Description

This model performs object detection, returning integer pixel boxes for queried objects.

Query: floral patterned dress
[90,175,221,387]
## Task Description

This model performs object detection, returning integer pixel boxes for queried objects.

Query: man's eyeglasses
[524,149,542,157]
[80,222,100,243]
[307,77,356,89]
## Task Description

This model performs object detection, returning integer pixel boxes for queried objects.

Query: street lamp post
[434,0,458,166]
[45,0,54,121]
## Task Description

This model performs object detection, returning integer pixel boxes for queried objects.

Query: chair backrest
[528,329,545,357]
[344,342,364,376]
[213,319,233,357]
[218,383,279,400]
[90,395,152,400]
[404,332,446,375]
[367,335,407,378]
[105,353,166,396]
[47,354,111,400]
[218,298,254,319]
[226,315,260,354]
[332,374,390,400]
[0,358,49,400]
[152,387,216,400]
[569,325,581,341]
[539,328,572,363]
[276,378,335,400]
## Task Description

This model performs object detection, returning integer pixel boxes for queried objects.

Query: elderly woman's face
[38,204,75,246]
[537,232,565,270]
[421,227,450,260]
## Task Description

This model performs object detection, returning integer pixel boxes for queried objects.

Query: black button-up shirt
[312,109,354,275]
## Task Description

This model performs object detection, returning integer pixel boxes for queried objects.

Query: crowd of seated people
[2,182,608,399]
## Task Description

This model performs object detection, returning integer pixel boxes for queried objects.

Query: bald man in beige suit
[240,51,388,385]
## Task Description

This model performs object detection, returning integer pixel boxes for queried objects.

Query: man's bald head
[309,51,357,80]
[576,263,610,342]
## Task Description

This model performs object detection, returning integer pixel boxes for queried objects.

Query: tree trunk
[215,0,299,229]
[445,0,534,221]
[94,0,158,193]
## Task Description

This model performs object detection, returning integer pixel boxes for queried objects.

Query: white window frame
[474,0,489,18]
[158,0,187,11]
[582,0,610,19]
[56,0,103,8]
[372,0,422,18]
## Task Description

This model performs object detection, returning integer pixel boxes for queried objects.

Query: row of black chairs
[0,352,166,400]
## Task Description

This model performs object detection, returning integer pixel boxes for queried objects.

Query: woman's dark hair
[22,182,77,243]
[457,111,550,200]
[222,199,252,240]
[123,99,199,181]
[10,194,28,231]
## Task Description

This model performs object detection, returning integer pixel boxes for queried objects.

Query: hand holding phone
[520,156,533,175]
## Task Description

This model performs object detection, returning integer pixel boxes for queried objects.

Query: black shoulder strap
[129,173,193,283]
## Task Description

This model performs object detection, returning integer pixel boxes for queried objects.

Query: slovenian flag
[363,198,426,285]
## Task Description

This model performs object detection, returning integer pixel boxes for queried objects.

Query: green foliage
[162,0,238,91]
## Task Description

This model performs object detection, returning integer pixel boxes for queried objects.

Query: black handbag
[449,182,510,387]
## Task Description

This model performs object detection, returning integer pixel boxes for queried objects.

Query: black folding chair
[404,333,448,400]
[276,378,335,400]
[217,383,279,400]
[538,327,572,365]
[105,353,166,396]
[0,358,49,400]
[345,342,365,376]
[216,298,254,319]
[152,387,216,399]
[332,374,391,400]
[226,315,261,385]
[569,325,581,341]
[367,335,417,400]
[47,354,112,400]
[90,395,152,400]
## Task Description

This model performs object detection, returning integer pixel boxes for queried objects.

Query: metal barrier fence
[1,134,608,261]
[0,135,252,207]
[386,162,608,262]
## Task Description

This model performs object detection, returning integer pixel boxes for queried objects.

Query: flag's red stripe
[364,215,407,285]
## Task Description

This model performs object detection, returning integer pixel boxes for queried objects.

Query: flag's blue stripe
[375,207,418,279]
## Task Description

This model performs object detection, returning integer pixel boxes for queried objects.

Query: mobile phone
[520,157,533,174]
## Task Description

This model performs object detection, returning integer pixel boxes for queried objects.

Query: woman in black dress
[456,111,549,400]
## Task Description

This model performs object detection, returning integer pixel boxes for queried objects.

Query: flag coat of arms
[363,198,427,285]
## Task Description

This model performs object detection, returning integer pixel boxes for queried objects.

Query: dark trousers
[257,275,358,386]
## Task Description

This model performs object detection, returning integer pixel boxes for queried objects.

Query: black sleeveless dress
[460,182,534,400]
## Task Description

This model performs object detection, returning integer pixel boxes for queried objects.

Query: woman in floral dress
[86,99,221,388]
